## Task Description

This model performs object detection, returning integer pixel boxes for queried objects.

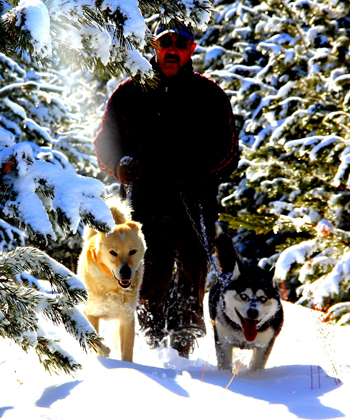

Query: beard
[164,53,180,64]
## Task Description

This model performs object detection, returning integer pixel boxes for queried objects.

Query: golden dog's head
[94,221,146,289]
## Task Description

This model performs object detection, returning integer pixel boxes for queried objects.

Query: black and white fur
[209,232,283,371]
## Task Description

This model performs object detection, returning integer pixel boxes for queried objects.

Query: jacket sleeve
[93,82,130,179]
[206,80,239,183]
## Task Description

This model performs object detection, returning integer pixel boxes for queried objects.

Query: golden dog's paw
[95,343,111,358]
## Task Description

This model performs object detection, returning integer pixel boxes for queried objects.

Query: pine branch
[0,247,103,374]
[36,336,82,375]
[219,213,278,235]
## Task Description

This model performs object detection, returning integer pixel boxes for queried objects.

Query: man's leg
[166,196,218,357]
[166,218,210,357]
[136,217,175,348]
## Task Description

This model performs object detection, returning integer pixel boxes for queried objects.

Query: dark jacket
[94,58,239,212]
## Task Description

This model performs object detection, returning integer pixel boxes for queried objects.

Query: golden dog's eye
[110,250,118,257]
[259,296,268,303]
[129,250,137,256]
[240,294,248,301]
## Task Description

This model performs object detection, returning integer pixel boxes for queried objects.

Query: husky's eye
[259,296,268,303]
[240,294,248,301]
[110,250,118,257]
[129,249,137,256]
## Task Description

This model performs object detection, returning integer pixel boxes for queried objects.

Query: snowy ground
[1,298,349,420]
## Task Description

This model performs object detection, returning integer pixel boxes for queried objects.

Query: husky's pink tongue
[243,319,258,342]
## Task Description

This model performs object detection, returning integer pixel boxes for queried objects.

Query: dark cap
[155,19,195,41]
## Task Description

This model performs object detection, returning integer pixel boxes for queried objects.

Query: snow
[14,0,51,56]
[275,240,318,281]
[334,154,350,187]
[109,0,146,43]
[5,0,210,76]
[1,141,115,239]
[1,299,349,420]
[204,46,226,66]
[2,1,350,417]
[314,252,350,302]
[124,48,153,76]
[316,220,335,239]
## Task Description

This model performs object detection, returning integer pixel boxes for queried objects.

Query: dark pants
[130,186,218,345]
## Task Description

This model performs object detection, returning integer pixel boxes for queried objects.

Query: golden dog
[78,198,146,362]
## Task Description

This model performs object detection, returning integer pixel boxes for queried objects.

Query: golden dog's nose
[120,265,132,280]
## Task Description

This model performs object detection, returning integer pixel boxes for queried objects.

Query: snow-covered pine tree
[0,246,102,374]
[0,51,117,373]
[0,52,113,262]
[0,0,212,81]
[0,0,212,373]
[194,0,350,324]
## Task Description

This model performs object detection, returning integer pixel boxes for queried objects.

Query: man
[94,19,239,357]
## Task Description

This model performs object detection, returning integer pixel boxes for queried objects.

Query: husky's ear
[231,261,241,280]
[258,261,276,286]
[269,268,278,288]
[215,232,239,274]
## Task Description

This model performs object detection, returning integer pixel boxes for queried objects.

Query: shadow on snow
[33,357,344,419]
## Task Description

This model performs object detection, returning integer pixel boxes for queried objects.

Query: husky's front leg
[215,340,233,371]
[250,339,275,370]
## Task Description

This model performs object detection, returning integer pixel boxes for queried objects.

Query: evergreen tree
[0,0,212,373]
[0,52,116,373]
[0,246,101,374]
[194,0,350,324]
[0,0,212,80]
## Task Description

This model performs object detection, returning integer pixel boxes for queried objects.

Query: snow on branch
[0,219,25,251]
[328,302,350,325]
[275,240,318,281]
[1,0,212,78]
[297,251,350,310]
[334,154,350,188]
[1,143,115,244]
[284,135,344,160]
[270,109,309,143]
[0,247,102,374]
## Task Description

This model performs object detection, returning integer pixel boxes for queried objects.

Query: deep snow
[0,298,349,420]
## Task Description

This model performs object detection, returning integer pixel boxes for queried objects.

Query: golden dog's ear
[126,221,143,231]
[89,235,99,262]
[126,221,146,249]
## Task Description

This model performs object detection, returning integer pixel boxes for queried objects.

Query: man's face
[154,34,197,79]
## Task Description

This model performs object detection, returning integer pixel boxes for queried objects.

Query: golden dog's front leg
[86,313,111,358]
[117,316,135,363]
[86,313,100,332]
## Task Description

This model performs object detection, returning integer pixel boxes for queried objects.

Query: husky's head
[215,233,281,342]
[215,232,281,342]
[221,263,281,342]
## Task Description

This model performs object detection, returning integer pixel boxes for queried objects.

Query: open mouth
[235,310,259,342]
[112,271,132,289]
[118,280,131,289]
[165,54,179,63]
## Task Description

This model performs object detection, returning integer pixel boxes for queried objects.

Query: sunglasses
[158,35,191,50]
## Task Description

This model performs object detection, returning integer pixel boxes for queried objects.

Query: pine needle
[201,359,209,383]
[201,320,216,383]
[212,357,244,411]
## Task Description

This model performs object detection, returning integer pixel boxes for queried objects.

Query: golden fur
[78,198,146,362]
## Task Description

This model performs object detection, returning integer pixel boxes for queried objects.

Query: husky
[209,232,283,371]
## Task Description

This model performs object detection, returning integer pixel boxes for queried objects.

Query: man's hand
[116,157,139,185]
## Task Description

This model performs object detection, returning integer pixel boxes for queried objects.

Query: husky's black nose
[120,265,132,280]
[247,309,259,319]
